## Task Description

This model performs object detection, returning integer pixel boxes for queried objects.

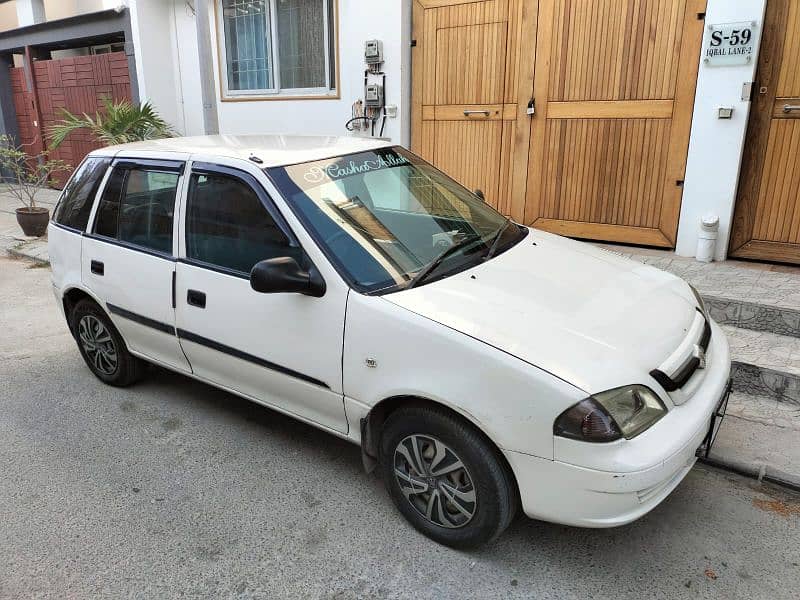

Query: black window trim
[184,162,303,278]
[88,158,186,259]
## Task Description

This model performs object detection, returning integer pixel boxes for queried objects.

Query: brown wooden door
[9,51,132,187]
[730,0,800,264]
[522,0,706,247]
[411,0,535,215]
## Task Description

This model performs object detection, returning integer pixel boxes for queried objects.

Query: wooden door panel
[413,0,527,216]
[537,118,671,228]
[525,0,705,247]
[731,0,800,263]
[776,0,800,98]
[433,120,504,204]
[751,120,800,244]
[435,23,508,106]
[548,0,685,102]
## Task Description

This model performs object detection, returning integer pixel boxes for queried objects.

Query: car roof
[93,134,395,167]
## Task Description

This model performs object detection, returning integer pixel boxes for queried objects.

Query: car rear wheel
[71,299,145,386]
[379,405,517,549]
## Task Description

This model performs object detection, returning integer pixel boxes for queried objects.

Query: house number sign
[702,22,758,67]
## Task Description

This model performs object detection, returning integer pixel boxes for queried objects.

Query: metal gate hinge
[697,12,706,20]
[410,39,417,48]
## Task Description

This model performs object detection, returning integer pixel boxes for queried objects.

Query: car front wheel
[379,405,518,549]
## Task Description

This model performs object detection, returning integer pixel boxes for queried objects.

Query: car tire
[71,299,146,387]
[379,404,518,549]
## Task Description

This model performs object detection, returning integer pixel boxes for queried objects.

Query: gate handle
[463,110,491,117]
[783,104,800,113]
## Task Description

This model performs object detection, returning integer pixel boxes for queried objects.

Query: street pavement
[1,255,799,600]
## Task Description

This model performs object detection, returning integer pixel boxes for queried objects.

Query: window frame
[215,0,339,101]
[181,162,302,279]
[88,159,185,259]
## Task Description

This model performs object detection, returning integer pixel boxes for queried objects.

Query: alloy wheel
[393,434,477,528]
[78,315,118,376]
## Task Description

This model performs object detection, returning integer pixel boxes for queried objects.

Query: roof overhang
[0,8,129,54]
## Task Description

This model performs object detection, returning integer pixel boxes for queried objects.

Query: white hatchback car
[49,135,731,548]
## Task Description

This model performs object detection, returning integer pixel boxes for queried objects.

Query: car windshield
[267,146,525,294]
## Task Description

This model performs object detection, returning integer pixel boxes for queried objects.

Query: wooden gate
[10,51,132,186]
[411,0,535,215]
[412,0,706,248]
[730,0,800,264]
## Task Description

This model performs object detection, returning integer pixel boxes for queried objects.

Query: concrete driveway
[1,256,799,599]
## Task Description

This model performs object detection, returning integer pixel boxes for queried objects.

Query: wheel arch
[360,395,520,502]
[61,285,106,332]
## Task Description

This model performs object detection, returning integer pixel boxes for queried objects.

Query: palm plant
[48,98,175,149]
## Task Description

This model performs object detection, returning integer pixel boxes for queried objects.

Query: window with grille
[218,0,336,97]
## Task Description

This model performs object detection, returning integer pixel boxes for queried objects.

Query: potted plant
[0,135,68,237]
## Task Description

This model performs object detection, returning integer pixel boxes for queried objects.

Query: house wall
[126,0,183,133]
[0,2,19,31]
[211,0,412,144]
[676,0,768,260]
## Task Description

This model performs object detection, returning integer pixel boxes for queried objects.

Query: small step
[724,325,800,406]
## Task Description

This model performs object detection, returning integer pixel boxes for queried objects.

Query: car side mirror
[250,257,326,297]
[474,189,486,202]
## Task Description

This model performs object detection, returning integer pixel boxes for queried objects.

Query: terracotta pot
[15,207,50,237]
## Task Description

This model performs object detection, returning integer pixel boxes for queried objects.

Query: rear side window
[186,172,296,274]
[93,165,180,255]
[52,157,110,231]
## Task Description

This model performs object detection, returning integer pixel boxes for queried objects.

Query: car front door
[82,158,191,373]
[174,162,348,434]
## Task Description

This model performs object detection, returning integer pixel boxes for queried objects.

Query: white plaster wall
[126,0,182,132]
[675,0,768,260]
[170,0,204,136]
[198,0,412,145]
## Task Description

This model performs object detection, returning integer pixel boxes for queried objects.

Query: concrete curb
[699,455,800,493]
[6,246,50,265]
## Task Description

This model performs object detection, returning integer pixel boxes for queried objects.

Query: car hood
[382,229,698,394]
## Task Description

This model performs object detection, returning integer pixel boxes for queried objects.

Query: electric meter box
[365,40,383,65]
[365,84,384,108]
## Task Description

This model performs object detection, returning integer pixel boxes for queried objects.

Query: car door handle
[187,289,206,308]
[90,260,104,276]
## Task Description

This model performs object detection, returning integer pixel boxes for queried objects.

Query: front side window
[52,157,110,231]
[267,147,525,293]
[186,172,297,274]
[218,0,336,97]
[93,166,179,255]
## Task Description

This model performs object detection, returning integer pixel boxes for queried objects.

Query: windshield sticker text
[303,154,410,184]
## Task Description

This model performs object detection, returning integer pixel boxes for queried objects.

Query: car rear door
[174,162,349,434]
[82,157,190,372]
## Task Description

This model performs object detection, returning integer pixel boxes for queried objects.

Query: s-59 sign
[703,22,758,67]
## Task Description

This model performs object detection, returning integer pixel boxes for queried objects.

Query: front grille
[650,309,711,392]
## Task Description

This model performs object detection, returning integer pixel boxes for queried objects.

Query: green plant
[48,98,175,149]
[0,135,69,209]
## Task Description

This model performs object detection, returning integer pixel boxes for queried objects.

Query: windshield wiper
[405,235,485,289]
[483,218,513,262]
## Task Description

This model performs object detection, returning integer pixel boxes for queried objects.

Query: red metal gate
[10,51,132,186]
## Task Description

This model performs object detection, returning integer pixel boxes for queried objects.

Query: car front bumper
[504,319,731,528]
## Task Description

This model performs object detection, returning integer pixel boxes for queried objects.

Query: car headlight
[553,385,667,443]
[689,283,706,316]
